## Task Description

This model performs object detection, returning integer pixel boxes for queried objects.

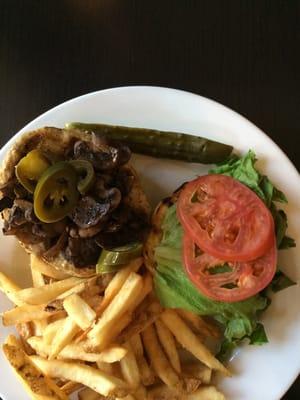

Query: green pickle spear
[66,122,233,164]
[96,242,143,274]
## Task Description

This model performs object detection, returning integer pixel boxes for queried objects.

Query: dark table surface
[0,1,299,399]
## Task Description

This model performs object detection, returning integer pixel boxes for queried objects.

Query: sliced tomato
[177,174,274,262]
[183,234,277,302]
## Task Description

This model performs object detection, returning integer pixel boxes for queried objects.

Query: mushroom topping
[64,237,100,267]
[70,196,110,229]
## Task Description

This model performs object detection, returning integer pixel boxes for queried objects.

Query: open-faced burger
[0,127,150,277]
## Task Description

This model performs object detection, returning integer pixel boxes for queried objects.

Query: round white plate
[0,86,299,400]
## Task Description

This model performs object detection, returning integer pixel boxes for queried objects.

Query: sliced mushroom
[70,196,110,229]
[64,237,100,267]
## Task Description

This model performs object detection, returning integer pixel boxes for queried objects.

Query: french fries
[49,316,80,359]
[0,271,22,305]
[155,319,181,373]
[142,324,182,390]
[3,341,68,400]
[63,293,96,330]
[2,304,58,326]
[0,257,227,400]
[129,333,155,386]
[161,310,230,376]
[88,272,143,349]
[31,356,129,397]
[28,336,127,363]
[14,277,84,305]
[120,341,141,388]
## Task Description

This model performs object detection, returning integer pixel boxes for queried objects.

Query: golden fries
[31,356,129,397]
[14,277,84,305]
[120,341,141,388]
[43,318,66,345]
[176,309,220,338]
[63,293,96,330]
[31,267,45,288]
[161,310,230,376]
[49,316,80,359]
[2,304,58,326]
[183,363,212,384]
[88,272,143,349]
[142,324,182,390]
[155,319,181,373]
[60,381,83,395]
[130,333,155,386]
[187,386,225,399]
[0,271,22,305]
[78,387,103,400]
[3,341,68,400]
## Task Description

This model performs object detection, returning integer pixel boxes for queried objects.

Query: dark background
[0,0,299,398]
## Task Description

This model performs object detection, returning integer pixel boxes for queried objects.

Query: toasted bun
[144,186,183,275]
[0,127,151,277]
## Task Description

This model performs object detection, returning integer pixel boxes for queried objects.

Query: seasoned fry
[31,254,69,280]
[14,277,84,305]
[0,271,22,305]
[142,324,182,390]
[155,319,181,373]
[43,318,66,345]
[2,304,57,326]
[88,272,143,349]
[96,258,143,315]
[183,363,212,385]
[161,310,230,376]
[78,387,103,400]
[31,356,128,397]
[49,316,80,359]
[120,341,141,388]
[187,386,225,400]
[28,336,127,363]
[63,293,96,330]
[3,341,68,400]
[60,381,83,395]
[130,333,155,386]
[127,272,153,312]
[176,309,220,338]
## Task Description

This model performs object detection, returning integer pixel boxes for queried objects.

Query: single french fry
[60,381,83,395]
[31,266,45,288]
[161,310,230,376]
[2,304,57,326]
[43,318,66,345]
[14,277,84,305]
[84,312,132,352]
[31,254,70,280]
[0,271,22,305]
[187,386,225,400]
[127,272,153,313]
[31,356,128,397]
[176,309,220,338]
[142,324,182,390]
[96,258,143,315]
[3,341,68,400]
[96,361,114,375]
[183,363,212,384]
[130,333,155,386]
[49,316,80,359]
[88,272,143,349]
[63,293,96,330]
[56,282,87,300]
[28,336,127,363]
[155,319,181,373]
[78,387,103,400]
[32,319,48,336]
[120,341,140,388]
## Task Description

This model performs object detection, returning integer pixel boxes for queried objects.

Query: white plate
[0,86,299,400]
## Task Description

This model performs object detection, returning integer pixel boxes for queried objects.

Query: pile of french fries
[0,254,229,400]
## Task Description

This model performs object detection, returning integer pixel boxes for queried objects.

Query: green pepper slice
[15,149,50,193]
[34,162,79,223]
[96,242,143,274]
[69,160,95,194]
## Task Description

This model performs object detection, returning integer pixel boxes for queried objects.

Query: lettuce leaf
[154,205,268,343]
